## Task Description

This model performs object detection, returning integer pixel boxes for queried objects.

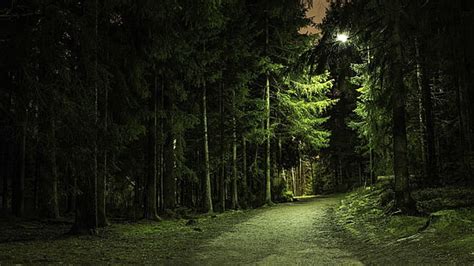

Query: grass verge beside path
[0,210,260,264]
[333,182,474,264]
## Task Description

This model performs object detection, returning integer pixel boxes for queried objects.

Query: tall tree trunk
[219,83,226,211]
[49,118,59,219]
[415,38,438,187]
[291,167,296,196]
[369,148,375,184]
[73,170,98,233]
[163,99,176,210]
[202,85,213,213]
[92,0,99,229]
[231,88,239,209]
[12,116,26,217]
[97,86,108,226]
[264,61,272,201]
[367,49,375,186]
[10,69,26,218]
[277,138,282,184]
[453,1,474,181]
[298,150,303,196]
[391,1,412,212]
[72,0,99,233]
[1,163,8,214]
[159,78,165,211]
[66,164,76,214]
[33,140,39,211]
[252,144,259,195]
[144,74,160,220]
[459,0,473,153]
[241,136,248,206]
[2,82,13,214]
[453,41,470,182]
[264,13,272,205]
[310,161,315,193]
[134,173,142,220]
[38,115,59,219]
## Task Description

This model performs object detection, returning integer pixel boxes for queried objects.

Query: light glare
[336,33,349,43]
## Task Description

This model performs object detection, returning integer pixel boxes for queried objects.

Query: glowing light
[336,33,349,43]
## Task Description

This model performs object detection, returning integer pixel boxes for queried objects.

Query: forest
[0,0,473,264]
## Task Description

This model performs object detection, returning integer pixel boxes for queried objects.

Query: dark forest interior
[1,0,473,264]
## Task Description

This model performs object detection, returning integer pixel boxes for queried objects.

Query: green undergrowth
[0,209,257,264]
[336,182,474,263]
[412,186,474,213]
[337,183,426,243]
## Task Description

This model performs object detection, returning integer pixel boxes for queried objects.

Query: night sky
[302,0,329,34]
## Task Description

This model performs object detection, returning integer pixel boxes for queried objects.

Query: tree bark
[163,99,176,210]
[252,145,258,194]
[1,157,8,213]
[49,118,59,219]
[231,88,239,209]
[369,148,375,184]
[91,0,99,229]
[298,150,303,196]
[97,86,108,226]
[202,85,213,213]
[391,1,413,212]
[72,171,98,234]
[134,173,142,220]
[219,83,226,211]
[241,136,248,206]
[264,43,272,205]
[454,0,474,181]
[33,140,39,211]
[415,37,438,187]
[144,74,160,220]
[66,165,77,214]
[291,167,296,196]
[72,0,99,233]
[38,116,59,219]
[159,78,165,211]
[12,117,26,217]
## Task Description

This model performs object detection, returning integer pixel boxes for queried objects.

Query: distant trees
[317,0,474,211]
[0,0,334,231]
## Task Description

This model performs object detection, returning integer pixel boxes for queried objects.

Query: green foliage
[337,182,474,262]
[278,72,336,150]
[348,62,393,175]
[0,0,329,220]
[337,181,432,240]
[412,187,474,214]
[318,0,474,190]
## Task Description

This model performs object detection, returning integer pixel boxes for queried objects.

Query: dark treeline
[314,0,474,212]
[2,0,473,235]
[0,0,338,232]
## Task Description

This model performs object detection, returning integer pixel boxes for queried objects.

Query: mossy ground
[0,211,258,264]
[334,182,474,264]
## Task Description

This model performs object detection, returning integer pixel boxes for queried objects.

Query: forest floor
[335,183,474,264]
[0,196,360,264]
[0,193,473,264]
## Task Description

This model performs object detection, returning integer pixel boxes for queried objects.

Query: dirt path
[192,196,361,265]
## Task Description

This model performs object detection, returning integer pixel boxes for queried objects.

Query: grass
[334,181,474,264]
[0,210,258,264]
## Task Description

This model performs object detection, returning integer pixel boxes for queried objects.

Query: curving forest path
[192,196,361,265]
